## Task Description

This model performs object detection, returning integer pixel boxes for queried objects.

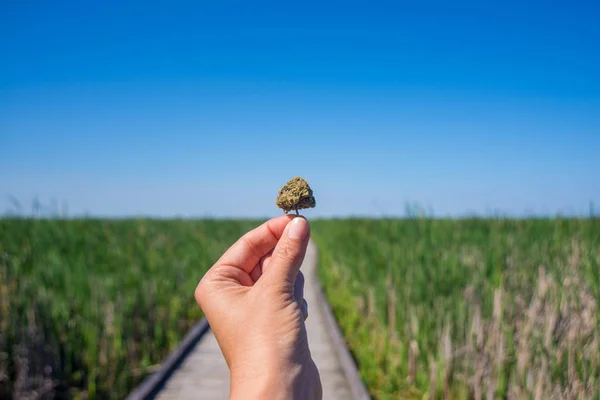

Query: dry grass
[313,218,600,399]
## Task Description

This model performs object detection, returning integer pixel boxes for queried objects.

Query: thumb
[263,216,310,287]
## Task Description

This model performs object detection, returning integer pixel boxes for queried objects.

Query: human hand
[194,215,323,400]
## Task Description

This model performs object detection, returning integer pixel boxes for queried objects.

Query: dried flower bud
[275,176,316,215]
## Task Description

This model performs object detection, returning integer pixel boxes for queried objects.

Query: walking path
[156,240,359,399]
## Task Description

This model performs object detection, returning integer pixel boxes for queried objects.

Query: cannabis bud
[275,176,316,215]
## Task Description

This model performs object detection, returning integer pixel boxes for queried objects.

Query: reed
[312,217,600,399]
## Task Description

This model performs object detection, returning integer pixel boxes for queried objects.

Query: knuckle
[194,280,206,307]
[239,234,261,259]
[194,271,215,307]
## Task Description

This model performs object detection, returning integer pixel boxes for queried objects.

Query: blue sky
[1,1,599,218]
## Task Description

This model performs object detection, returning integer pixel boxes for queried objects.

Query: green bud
[275,176,316,215]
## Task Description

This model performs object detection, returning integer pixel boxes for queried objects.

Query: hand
[194,215,323,400]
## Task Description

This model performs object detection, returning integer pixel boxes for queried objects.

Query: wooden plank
[126,319,210,400]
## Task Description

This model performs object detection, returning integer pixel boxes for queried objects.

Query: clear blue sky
[1,1,599,218]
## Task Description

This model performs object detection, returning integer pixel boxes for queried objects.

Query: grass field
[0,218,259,399]
[1,217,599,399]
[312,218,600,399]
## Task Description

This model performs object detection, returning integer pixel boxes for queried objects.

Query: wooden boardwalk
[156,240,361,399]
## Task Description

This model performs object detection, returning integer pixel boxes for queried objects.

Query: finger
[249,263,262,283]
[216,215,294,274]
[301,299,308,321]
[250,248,274,282]
[259,249,274,275]
[294,270,305,307]
[295,271,307,320]
[263,216,310,286]
[195,264,253,311]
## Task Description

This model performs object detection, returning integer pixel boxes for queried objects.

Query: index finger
[215,215,295,273]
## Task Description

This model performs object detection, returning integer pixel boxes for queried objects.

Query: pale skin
[194,215,323,400]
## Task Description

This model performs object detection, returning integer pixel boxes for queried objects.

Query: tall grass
[0,218,258,399]
[312,218,600,399]
[3,216,599,399]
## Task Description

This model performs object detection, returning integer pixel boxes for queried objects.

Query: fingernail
[288,217,308,239]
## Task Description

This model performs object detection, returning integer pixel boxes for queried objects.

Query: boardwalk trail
[156,240,359,399]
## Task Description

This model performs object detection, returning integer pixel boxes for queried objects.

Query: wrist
[229,358,321,400]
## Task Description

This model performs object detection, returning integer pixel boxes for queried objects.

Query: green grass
[312,218,600,399]
[0,218,259,399]
[2,217,599,399]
